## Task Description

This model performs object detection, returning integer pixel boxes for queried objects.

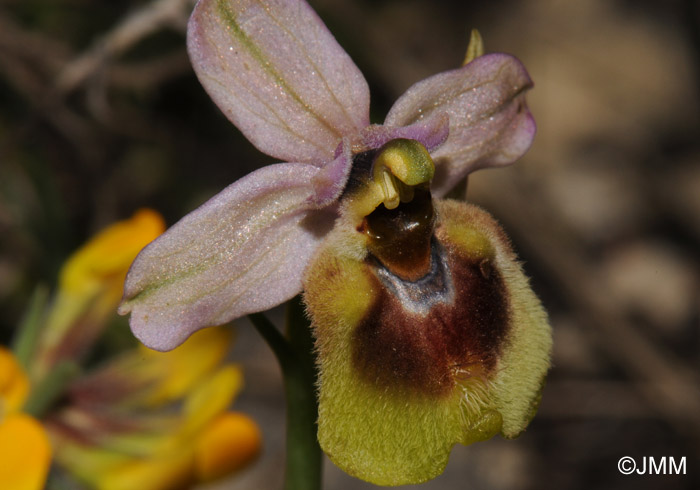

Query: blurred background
[1,0,698,489]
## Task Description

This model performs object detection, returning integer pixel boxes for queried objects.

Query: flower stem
[11,284,49,370]
[23,360,80,418]
[249,297,322,490]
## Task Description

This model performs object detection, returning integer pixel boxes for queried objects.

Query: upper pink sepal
[386,54,536,196]
[187,0,370,165]
[119,162,335,351]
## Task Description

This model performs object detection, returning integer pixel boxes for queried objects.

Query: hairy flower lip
[305,199,551,485]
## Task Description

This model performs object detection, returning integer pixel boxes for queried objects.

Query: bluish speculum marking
[372,240,455,316]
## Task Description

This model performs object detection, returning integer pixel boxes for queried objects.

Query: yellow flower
[6,209,259,489]
[48,327,261,490]
[0,346,29,414]
[31,209,165,380]
[194,411,261,482]
[135,325,236,407]
[60,208,166,299]
[0,347,52,490]
[3,211,163,490]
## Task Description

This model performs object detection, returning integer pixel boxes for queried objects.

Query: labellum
[303,139,551,486]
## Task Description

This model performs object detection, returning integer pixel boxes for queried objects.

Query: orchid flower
[119,0,551,485]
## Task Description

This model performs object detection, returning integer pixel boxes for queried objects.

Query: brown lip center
[361,187,434,282]
[352,236,509,398]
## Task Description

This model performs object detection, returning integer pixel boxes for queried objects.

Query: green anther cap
[373,139,435,186]
[370,139,435,210]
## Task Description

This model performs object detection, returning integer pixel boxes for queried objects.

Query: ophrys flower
[119,0,550,485]
[119,0,536,349]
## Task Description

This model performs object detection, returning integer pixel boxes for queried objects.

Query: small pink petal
[358,113,450,153]
[311,141,353,206]
[386,54,536,196]
[119,163,336,351]
[188,0,370,165]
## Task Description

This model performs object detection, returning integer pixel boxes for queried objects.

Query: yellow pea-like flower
[0,346,29,415]
[194,412,262,482]
[32,209,165,379]
[0,349,51,490]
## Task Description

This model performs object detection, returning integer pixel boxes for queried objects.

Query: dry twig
[55,0,193,94]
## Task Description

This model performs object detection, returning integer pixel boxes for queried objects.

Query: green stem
[249,297,322,490]
[23,360,80,418]
[285,297,322,490]
[12,284,49,370]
